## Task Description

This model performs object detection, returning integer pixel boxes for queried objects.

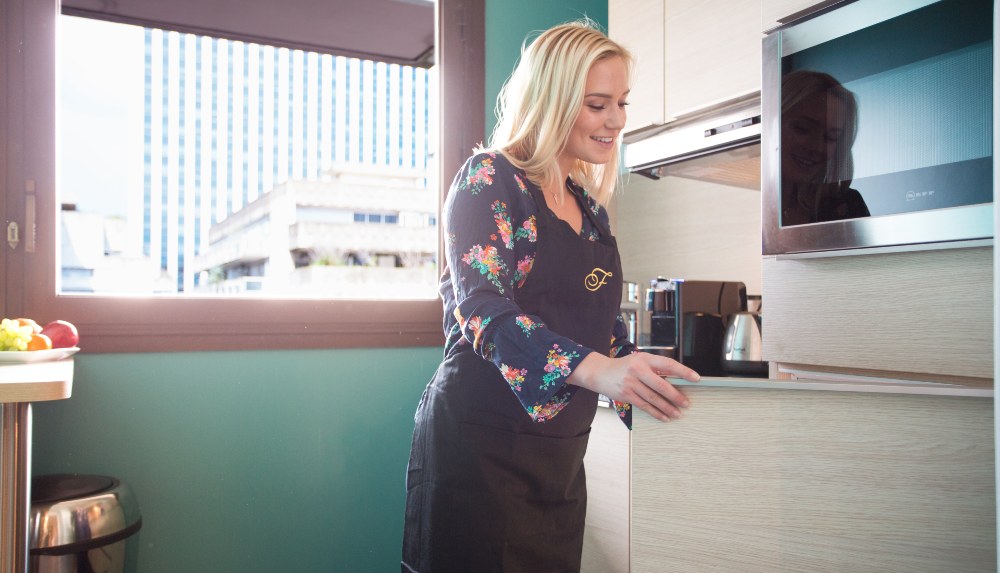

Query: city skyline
[58,15,437,294]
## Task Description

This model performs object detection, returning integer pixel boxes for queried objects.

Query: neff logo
[906,190,936,201]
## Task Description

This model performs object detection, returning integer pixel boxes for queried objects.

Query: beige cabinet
[631,383,996,572]
[582,405,631,573]
[763,247,994,381]
[663,0,761,120]
[609,0,762,136]
[609,0,665,133]
[762,0,827,31]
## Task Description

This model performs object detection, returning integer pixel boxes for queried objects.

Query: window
[60,16,437,299]
[1,0,485,352]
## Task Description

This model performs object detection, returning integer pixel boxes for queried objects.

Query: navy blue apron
[402,178,623,573]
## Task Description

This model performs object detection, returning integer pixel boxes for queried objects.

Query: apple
[41,320,79,349]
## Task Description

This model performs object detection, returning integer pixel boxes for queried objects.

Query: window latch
[7,222,18,250]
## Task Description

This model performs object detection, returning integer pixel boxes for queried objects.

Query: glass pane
[57,16,439,299]
[779,0,992,227]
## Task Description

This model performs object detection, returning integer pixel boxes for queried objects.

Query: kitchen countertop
[664,373,993,398]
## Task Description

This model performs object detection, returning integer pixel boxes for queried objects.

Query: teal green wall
[484,0,609,142]
[33,349,441,572]
[33,3,608,571]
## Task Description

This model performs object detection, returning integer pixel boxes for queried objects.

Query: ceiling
[61,0,436,67]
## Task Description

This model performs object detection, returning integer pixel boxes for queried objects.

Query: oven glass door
[762,0,993,254]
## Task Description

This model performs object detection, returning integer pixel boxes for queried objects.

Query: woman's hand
[568,352,700,422]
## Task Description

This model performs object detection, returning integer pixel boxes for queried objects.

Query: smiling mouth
[791,154,820,168]
[591,136,614,144]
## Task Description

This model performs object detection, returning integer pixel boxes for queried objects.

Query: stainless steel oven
[762,0,994,255]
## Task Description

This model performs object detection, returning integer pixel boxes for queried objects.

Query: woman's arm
[568,352,699,422]
[445,152,595,422]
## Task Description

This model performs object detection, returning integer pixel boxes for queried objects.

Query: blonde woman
[402,20,699,572]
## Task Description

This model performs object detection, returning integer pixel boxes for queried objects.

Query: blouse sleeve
[444,152,594,422]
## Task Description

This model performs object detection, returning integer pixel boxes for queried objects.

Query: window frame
[1,0,485,353]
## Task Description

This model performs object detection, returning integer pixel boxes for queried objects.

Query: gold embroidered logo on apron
[584,268,613,292]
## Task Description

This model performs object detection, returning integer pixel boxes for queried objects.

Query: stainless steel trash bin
[29,474,142,573]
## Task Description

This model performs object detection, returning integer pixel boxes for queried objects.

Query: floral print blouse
[439,151,637,429]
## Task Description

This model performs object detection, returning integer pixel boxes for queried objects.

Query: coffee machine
[642,277,747,376]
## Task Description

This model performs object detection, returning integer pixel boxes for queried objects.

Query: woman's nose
[803,133,826,156]
[607,106,626,130]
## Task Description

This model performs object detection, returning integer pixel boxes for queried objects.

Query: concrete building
[189,163,439,299]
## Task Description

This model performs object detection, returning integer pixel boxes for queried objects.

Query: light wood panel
[664,0,761,119]
[582,406,631,573]
[614,174,763,297]
[609,0,665,134]
[632,386,996,573]
[762,247,993,380]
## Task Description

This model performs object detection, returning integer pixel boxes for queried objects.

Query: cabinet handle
[704,115,761,138]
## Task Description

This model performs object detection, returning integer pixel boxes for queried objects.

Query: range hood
[624,92,762,190]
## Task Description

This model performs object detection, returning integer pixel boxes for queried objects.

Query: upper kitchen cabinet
[610,0,762,136]
[609,0,666,132]
[664,0,761,121]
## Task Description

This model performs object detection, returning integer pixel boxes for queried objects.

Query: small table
[0,359,74,573]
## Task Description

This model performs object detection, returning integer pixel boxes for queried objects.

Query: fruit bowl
[0,348,80,364]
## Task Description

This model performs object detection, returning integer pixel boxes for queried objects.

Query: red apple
[40,320,79,349]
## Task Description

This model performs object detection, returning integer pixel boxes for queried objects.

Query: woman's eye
[790,120,814,135]
[588,104,606,111]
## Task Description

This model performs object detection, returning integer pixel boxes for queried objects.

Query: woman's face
[558,56,629,176]
[781,90,848,183]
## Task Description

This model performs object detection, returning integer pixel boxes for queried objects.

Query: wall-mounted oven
[762,0,994,255]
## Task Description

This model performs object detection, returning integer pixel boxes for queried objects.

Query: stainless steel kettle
[721,310,766,376]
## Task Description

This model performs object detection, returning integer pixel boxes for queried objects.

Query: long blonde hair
[483,19,633,205]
